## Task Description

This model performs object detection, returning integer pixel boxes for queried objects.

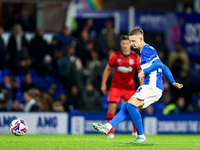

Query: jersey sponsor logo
[118,59,121,62]
[117,66,133,73]
[129,59,134,65]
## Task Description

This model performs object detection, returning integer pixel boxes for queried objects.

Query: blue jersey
[140,44,164,91]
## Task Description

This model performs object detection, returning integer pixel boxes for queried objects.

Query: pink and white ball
[10,118,28,136]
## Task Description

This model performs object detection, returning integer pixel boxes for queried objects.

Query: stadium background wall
[0,112,200,135]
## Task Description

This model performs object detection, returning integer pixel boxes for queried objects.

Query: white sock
[138,134,146,139]
[105,123,112,130]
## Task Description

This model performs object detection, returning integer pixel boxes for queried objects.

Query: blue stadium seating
[44,75,56,84]
[15,92,25,104]
[20,75,25,82]
[32,76,44,84]
[2,69,11,76]
[0,76,3,84]
[29,69,37,76]
[101,95,108,111]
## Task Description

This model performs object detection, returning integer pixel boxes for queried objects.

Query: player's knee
[126,102,137,112]
[128,97,144,107]
[121,102,128,111]
[128,97,138,105]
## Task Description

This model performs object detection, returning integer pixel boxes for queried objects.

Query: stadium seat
[13,75,21,90]
[40,82,51,91]
[32,76,44,84]
[101,95,108,111]
[55,88,68,100]
[44,75,56,84]
[70,109,81,113]
[2,69,11,76]
[0,76,3,84]
[29,69,37,76]
[15,92,25,104]
[13,75,21,83]
[20,75,25,82]
[153,102,165,114]
[56,83,63,90]
[116,98,123,110]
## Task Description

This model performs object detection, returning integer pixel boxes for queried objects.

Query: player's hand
[173,83,183,89]
[138,71,145,83]
[101,84,107,95]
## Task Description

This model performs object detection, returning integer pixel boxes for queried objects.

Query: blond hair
[129,27,144,36]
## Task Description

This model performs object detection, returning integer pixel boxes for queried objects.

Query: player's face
[120,40,131,51]
[129,35,142,49]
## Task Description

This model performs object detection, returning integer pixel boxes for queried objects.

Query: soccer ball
[10,118,28,136]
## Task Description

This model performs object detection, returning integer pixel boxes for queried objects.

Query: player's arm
[140,59,183,89]
[101,64,112,95]
[135,55,143,85]
[137,69,144,85]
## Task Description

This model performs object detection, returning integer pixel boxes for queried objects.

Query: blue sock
[109,102,129,127]
[126,103,144,135]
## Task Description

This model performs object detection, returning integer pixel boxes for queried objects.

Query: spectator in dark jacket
[18,47,33,75]
[21,73,37,93]
[98,19,120,53]
[56,27,72,50]
[7,24,28,73]
[151,34,169,64]
[57,51,71,89]
[47,36,59,68]
[29,28,48,73]
[37,54,54,76]
[72,18,95,38]
[75,29,90,67]
[65,85,81,111]
[80,84,102,112]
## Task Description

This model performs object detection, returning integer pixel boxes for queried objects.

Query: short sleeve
[108,53,115,67]
[143,48,159,63]
[135,54,141,70]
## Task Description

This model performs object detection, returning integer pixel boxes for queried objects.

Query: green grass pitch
[0,134,200,150]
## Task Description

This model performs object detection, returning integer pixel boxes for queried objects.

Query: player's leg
[127,96,146,143]
[123,89,137,137]
[106,87,122,138]
[107,102,117,138]
[92,102,129,135]
[127,86,163,143]
[92,88,142,135]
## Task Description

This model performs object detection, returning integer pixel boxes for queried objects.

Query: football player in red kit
[101,35,142,138]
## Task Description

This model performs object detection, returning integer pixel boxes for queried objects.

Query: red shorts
[108,87,136,103]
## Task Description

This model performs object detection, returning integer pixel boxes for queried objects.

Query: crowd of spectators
[0,17,200,115]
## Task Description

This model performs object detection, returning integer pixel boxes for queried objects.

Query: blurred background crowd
[0,0,199,115]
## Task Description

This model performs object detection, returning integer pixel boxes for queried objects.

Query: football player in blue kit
[92,27,183,143]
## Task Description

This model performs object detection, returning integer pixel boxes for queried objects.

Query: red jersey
[108,50,141,90]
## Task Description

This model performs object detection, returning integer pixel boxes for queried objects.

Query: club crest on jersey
[117,66,133,73]
[129,59,134,65]
[118,59,121,62]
